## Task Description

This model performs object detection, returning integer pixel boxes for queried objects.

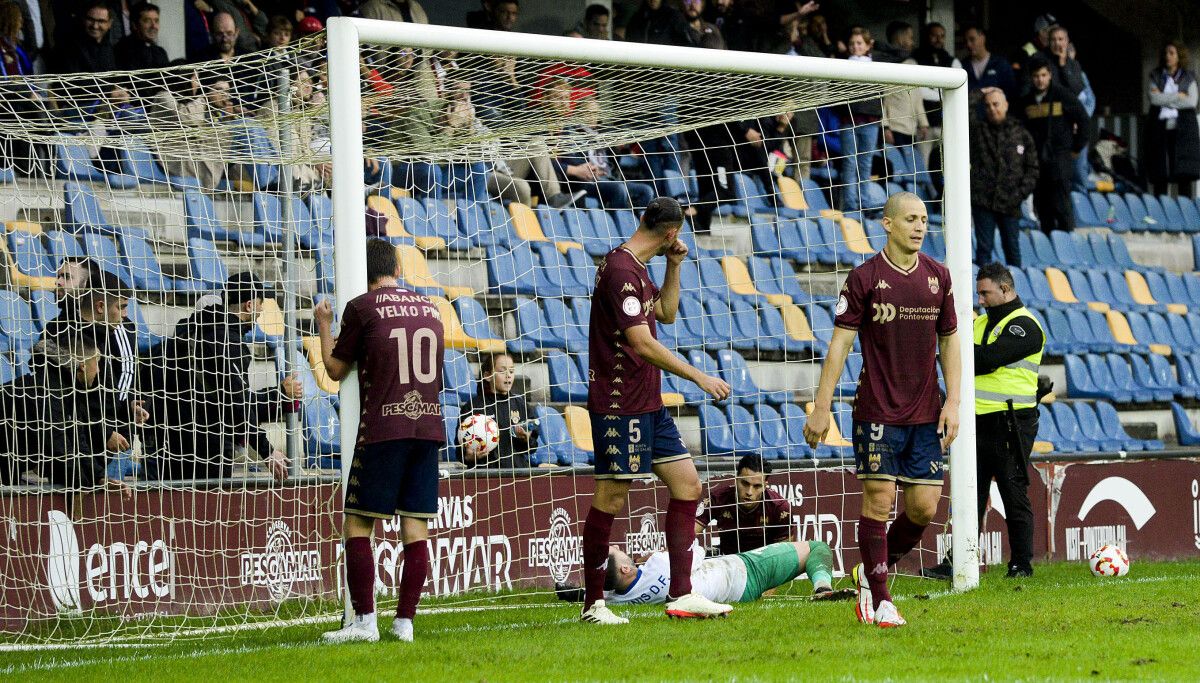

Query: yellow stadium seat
[661,392,685,407]
[1,221,55,290]
[838,216,875,255]
[1045,267,1081,305]
[367,195,445,251]
[563,405,595,453]
[804,402,852,447]
[257,298,286,338]
[1033,440,1054,454]
[508,202,549,242]
[395,245,473,299]
[429,295,505,353]
[302,336,340,394]
[1126,270,1186,315]
[779,304,817,343]
[776,175,808,212]
[721,256,790,305]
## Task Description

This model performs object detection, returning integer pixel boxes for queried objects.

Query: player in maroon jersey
[696,455,793,554]
[314,239,446,644]
[579,197,734,625]
[804,192,961,628]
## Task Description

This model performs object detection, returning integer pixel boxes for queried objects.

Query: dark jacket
[57,34,117,74]
[624,4,694,47]
[114,35,169,72]
[974,297,1044,376]
[463,387,536,469]
[42,316,138,449]
[150,304,288,479]
[1145,67,1200,183]
[1017,83,1088,180]
[967,53,1018,103]
[970,117,1040,215]
[1044,51,1086,98]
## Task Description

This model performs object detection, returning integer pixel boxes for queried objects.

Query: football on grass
[458,414,500,457]
[1089,544,1130,577]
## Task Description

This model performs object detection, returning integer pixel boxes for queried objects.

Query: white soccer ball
[1088,544,1130,577]
[458,414,500,457]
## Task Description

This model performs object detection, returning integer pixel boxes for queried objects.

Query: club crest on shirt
[835,295,849,316]
[621,296,641,317]
[928,276,939,294]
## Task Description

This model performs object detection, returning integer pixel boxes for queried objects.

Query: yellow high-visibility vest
[973,306,1043,415]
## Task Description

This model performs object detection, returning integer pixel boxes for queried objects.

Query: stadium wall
[2,457,1197,634]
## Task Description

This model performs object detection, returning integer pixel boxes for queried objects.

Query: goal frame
[324,17,980,591]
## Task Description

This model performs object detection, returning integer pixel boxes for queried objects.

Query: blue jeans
[1072,144,1090,193]
[567,178,655,210]
[106,449,140,480]
[391,161,443,199]
[839,123,880,212]
[447,161,490,202]
[973,207,1022,267]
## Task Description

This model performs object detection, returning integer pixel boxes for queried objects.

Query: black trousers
[976,409,1038,569]
[1033,158,1075,233]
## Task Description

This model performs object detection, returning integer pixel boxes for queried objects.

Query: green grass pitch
[4,561,1199,681]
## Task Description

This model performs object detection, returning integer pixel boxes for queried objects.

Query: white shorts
[691,555,748,604]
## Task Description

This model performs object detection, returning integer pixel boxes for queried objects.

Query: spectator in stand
[705,0,752,52]
[1017,57,1087,233]
[167,76,237,187]
[1019,13,1056,66]
[971,88,1039,266]
[624,0,693,47]
[964,25,1017,114]
[483,0,519,32]
[881,21,928,173]
[579,3,610,40]
[912,22,960,180]
[203,0,267,53]
[1044,26,1085,98]
[838,27,883,213]
[682,0,722,50]
[359,0,426,23]
[57,2,116,74]
[201,10,241,61]
[805,12,843,58]
[115,3,168,71]
[264,14,292,47]
[696,455,793,555]
[873,20,912,65]
[774,1,819,35]
[150,272,300,481]
[464,0,490,29]
[9,0,48,71]
[0,0,32,76]
[462,353,539,469]
[554,91,656,210]
[1146,40,1200,198]
[782,14,824,179]
[1068,41,1097,192]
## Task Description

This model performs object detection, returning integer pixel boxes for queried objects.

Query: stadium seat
[1071,191,1102,227]
[1180,197,1200,233]
[722,403,763,455]
[778,402,821,458]
[1096,401,1163,451]
[302,396,341,467]
[1125,311,1171,355]
[1009,268,1043,307]
[533,406,587,466]
[456,199,502,249]
[723,256,790,305]
[395,245,473,299]
[1105,354,1155,403]
[1065,354,1112,401]
[364,195,427,249]
[509,296,560,351]
[1122,193,1155,232]
[418,198,466,248]
[531,242,589,297]
[804,401,852,456]
[1087,192,1117,230]
[696,404,735,457]
[1170,402,1200,446]
[1041,308,1078,355]
[560,405,595,464]
[3,223,55,289]
[0,166,13,185]
[1050,232,1088,268]
[1077,309,1116,352]
[716,349,789,405]
[545,350,589,403]
[585,209,624,253]
[1104,310,1150,354]
[54,139,138,189]
[1044,267,1082,307]
[1033,404,1065,453]
[229,120,281,190]
[118,232,192,293]
[1140,194,1175,232]
[1023,267,1058,308]
[0,291,37,352]
[1049,402,1100,452]
[485,243,539,296]
[1064,270,1108,313]
[438,351,473,407]
[117,143,200,191]
[1141,272,1188,315]
[1070,401,1126,451]
[43,230,85,268]
[1082,353,1135,403]
[182,190,257,246]
[1159,195,1191,233]
[1130,353,1183,401]
[1105,193,1137,233]
[423,295,499,354]
[1024,230,1056,267]
[544,298,588,353]
[300,336,340,395]
[80,233,134,288]
[453,296,503,348]
[818,217,862,266]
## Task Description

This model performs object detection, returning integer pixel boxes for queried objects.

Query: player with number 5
[579,197,733,625]
[313,239,446,644]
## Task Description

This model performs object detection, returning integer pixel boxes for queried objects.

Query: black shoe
[921,559,953,580]
[1005,565,1033,578]
[548,190,587,209]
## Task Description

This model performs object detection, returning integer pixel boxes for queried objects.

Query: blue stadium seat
[1122,193,1155,232]
[819,217,862,266]
[301,396,340,467]
[561,208,602,255]
[1064,270,1100,308]
[117,143,200,191]
[1106,193,1137,233]
[1084,353,1136,403]
[54,139,138,189]
[1042,308,1079,355]
[63,182,117,235]
[440,350,476,406]
[486,243,539,296]
[534,405,591,466]
[1083,234,1117,271]
[726,403,765,454]
[1126,312,1164,350]
[1141,194,1175,232]
[183,190,260,245]
[530,243,586,297]
[665,352,707,403]
[545,350,588,403]
[28,290,59,331]
[1131,353,1185,401]
[1022,268,1058,308]
[230,120,280,190]
[1071,191,1101,226]
[779,402,821,458]
[1050,402,1101,451]
[1065,354,1105,400]
[1184,273,1200,305]
[1097,401,1163,451]
[1077,309,1116,353]
[1171,401,1200,446]
[787,218,836,265]
[0,166,13,185]
[728,298,762,351]
[1088,192,1117,231]
[186,237,229,291]
[308,194,335,246]
[1035,404,1070,453]
[800,177,835,214]
[509,296,559,351]
[585,208,623,253]
[5,229,54,279]
[421,198,465,247]
[250,192,286,246]
[1106,354,1154,403]
[125,298,163,352]
[1104,235,1139,271]
[453,297,502,351]
[80,233,133,287]
[43,230,85,267]
[751,403,791,460]
[1179,197,1200,233]
[0,354,12,384]
[751,221,784,256]
[1009,268,1042,307]
[1050,232,1087,268]
[758,302,809,354]
[1025,230,1057,267]
[1071,402,1124,452]
[544,298,588,353]
[118,232,183,293]
[1162,274,1192,308]
[676,294,710,346]
[0,291,37,352]
[716,349,789,405]
[698,404,736,456]
[687,349,725,398]
[1159,195,1191,232]
[701,298,739,351]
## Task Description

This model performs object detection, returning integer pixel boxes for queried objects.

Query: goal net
[0,19,974,646]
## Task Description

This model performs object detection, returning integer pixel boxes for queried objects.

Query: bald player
[804,192,960,628]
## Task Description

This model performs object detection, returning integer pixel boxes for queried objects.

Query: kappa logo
[928,276,939,294]
[606,445,621,455]
[605,428,620,438]
[621,282,636,293]
[875,279,891,290]
[871,303,896,323]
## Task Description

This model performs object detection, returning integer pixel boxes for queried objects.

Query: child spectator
[463,353,538,469]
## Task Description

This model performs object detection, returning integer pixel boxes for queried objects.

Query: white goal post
[324,17,980,591]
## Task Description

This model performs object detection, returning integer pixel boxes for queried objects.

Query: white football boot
[392,618,414,642]
[852,563,875,624]
[664,592,733,619]
[581,599,629,625]
[874,600,906,628]
[321,613,379,643]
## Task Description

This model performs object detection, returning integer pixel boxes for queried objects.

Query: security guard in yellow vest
[974,264,1043,578]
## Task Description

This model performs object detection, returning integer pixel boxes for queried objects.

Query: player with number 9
[314,238,446,644]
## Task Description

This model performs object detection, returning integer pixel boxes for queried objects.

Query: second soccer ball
[458,414,500,458]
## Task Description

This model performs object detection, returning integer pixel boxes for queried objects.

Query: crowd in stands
[2,1,1200,492]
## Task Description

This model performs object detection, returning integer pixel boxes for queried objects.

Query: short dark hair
[1026,55,1052,75]
[86,269,130,302]
[924,22,945,35]
[603,550,622,591]
[977,262,1015,289]
[130,2,160,23]
[736,454,771,476]
[268,15,293,33]
[640,197,684,233]
[585,4,610,21]
[367,238,398,284]
[886,21,912,43]
[84,1,112,18]
[962,23,985,38]
[480,352,513,377]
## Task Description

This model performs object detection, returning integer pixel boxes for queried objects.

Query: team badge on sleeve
[835,295,849,316]
[622,296,641,317]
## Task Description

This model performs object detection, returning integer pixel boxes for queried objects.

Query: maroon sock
[397,540,429,620]
[345,536,375,616]
[886,513,929,567]
[665,498,699,599]
[582,507,615,609]
[858,517,891,607]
